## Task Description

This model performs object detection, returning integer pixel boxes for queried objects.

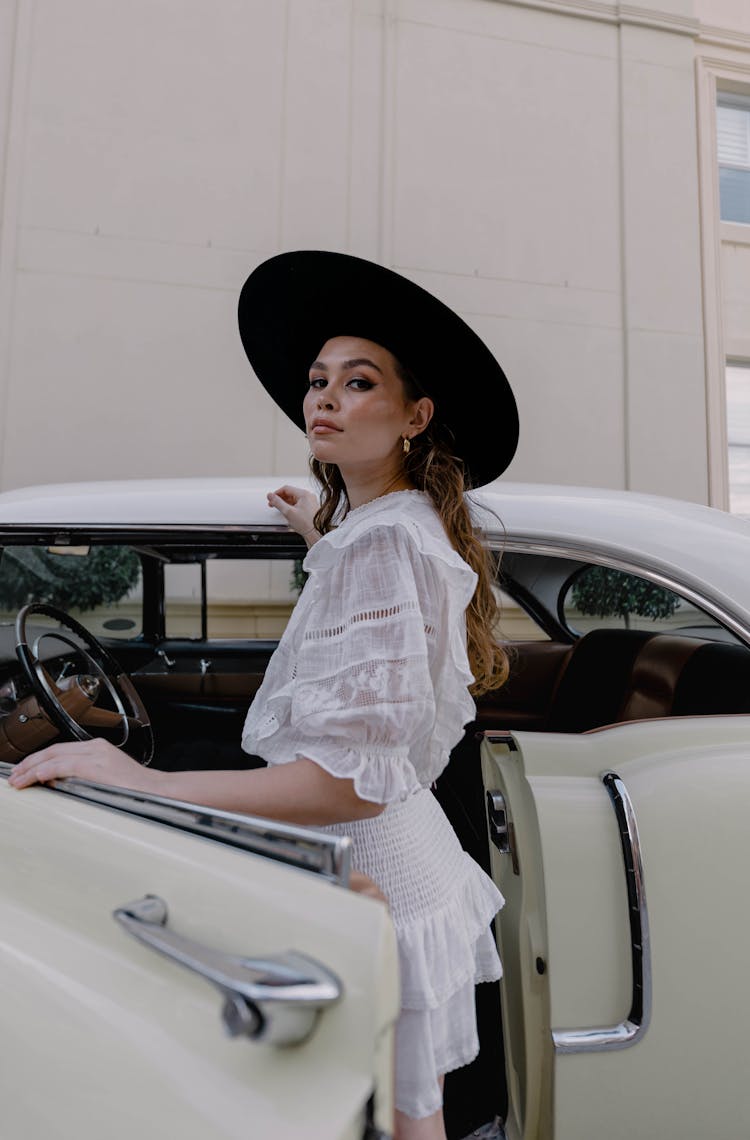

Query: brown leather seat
[673,640,750,716]
[615,634,706,722]
[544,630,654,732]
[543,629,708,733]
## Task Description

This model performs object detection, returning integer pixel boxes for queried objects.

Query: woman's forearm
[152,757,384,826]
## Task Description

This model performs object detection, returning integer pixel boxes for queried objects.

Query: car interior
[1,534,750,1137]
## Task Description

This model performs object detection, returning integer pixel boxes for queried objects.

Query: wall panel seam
[488,0,698,37]
[0,0,34,490]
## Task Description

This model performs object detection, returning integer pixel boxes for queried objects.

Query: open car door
[0,765,398,1140]
[482,717,750,1139]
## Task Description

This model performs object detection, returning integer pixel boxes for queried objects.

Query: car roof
[0,477,302,527]
[1,477,749,624]
[0,474,744,531]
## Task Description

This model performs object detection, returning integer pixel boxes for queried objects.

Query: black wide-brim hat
[238,250,518,489]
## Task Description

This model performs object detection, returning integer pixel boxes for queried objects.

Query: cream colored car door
[482,717,750,1140]
[0,770,398,1140]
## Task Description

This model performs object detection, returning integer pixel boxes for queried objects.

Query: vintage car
[2,476,750,1140]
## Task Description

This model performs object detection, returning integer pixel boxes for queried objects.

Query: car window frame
[0,525,307,646]
[555,562,738,642]
[490,538,750,648]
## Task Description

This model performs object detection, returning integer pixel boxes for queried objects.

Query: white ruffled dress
[241,490,504,1120]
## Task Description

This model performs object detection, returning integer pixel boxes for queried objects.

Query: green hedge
[0,547,141,612]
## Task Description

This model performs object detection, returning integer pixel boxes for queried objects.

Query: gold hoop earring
[402,436,411,455]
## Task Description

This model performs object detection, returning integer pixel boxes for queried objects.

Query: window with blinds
[717,93,750,224]
[726,361,750,514]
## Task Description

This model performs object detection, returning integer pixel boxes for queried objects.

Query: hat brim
[238,251,518,489]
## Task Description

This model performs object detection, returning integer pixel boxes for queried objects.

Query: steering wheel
[15,602,154,765]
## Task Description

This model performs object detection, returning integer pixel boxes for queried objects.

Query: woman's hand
[7,739,162,793]
[349,871,388,905]
[267,485,321,547]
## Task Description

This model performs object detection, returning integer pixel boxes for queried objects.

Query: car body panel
[483,716,750,1139]
[0,773,399,1139]
[5,476,750,1137]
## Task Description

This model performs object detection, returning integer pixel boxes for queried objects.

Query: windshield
[0,545,143,639]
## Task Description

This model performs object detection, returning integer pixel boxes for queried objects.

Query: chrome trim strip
[495,537,750,646]
[552,771,652,1053]
[0,762,351,886]
[0,524,299,536]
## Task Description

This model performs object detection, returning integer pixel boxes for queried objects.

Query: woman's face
[303,336,432,476]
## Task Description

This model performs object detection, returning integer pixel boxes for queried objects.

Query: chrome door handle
[113,894,342,1046]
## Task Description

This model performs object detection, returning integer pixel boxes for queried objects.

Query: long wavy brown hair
[309,362,510,697]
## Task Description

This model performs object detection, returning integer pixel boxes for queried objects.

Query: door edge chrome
[552,770,651,1053]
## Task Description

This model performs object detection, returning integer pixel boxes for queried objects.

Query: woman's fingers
[349,870,388,905]
[9,742,88,787]
[268,484,309,507]
[267,486,319,539]
[266,491,288,515]
[8,739,155,793]
[267,490,300,521]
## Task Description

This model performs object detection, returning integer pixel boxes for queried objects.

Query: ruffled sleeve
[287,523,449,804]
[241,494,480,802]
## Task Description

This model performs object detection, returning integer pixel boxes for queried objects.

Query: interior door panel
[124,641,276,768]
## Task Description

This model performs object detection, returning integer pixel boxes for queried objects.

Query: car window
[0,545,143,639]
[561,565,740,643]
[495,586,550,642]
[164,557,302,640]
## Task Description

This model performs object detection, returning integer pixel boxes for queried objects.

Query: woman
[9,251,519,1139]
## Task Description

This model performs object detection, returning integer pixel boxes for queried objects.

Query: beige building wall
[0,0,748,504]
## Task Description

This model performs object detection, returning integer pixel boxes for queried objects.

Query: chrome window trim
[0,525,307,553]
[552,771,652,1054]
[0,762,351,886]
[493,537,750,646]
[0,524,295,534]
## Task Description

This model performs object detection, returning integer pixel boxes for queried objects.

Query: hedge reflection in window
[0,546,142,638]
